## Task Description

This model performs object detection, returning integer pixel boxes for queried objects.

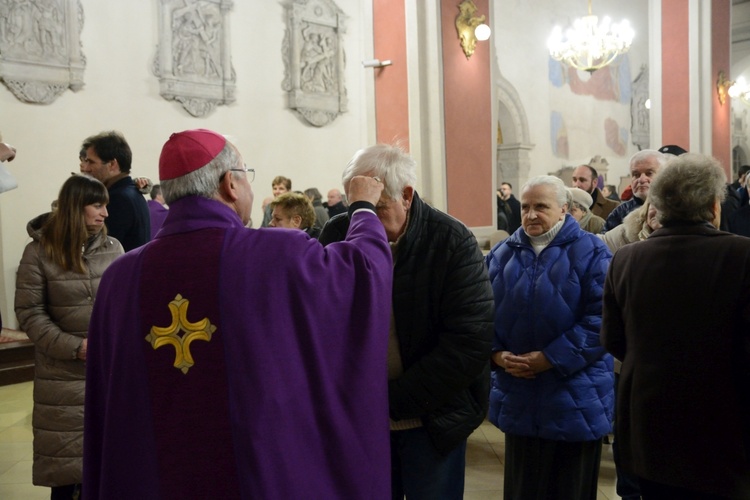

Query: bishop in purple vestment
[83,129,393,499]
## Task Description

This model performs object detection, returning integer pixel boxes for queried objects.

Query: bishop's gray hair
[161,143,241,205]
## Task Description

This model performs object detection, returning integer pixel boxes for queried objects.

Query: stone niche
[153,0,236,117]
[0,0,86,104]
[282,0,347,127]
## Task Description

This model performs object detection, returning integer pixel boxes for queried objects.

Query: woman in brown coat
[15,175,123,499]
[601,154,750,499]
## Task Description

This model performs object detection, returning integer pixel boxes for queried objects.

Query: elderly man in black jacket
[319,144,493,500]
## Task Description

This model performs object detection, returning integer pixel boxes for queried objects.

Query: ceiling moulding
[0,0,86,104]
[282,0,348,127]
[153,0,236,118]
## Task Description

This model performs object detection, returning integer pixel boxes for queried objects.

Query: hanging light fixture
[728,76,750,106]
[548,0,634,73]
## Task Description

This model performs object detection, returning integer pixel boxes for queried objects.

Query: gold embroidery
[145,294,216,374]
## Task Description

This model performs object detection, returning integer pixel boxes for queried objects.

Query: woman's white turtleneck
[526,218,565,255]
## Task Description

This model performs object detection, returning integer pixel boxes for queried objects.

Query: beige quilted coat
[14,213,123,487]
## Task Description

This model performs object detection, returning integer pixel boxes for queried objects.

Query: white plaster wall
[493,0,650,185]
[0,0,375,328]
[0,0,660,327]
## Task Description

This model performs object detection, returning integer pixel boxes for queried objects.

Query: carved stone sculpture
[282,0,347,127]
[0,0,86,104]
[631,65,650,150]
[153,0,235,117]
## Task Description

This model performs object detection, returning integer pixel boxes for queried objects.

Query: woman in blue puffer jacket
[485,175,613,500]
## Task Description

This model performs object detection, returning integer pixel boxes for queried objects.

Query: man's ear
[402,186,415,210]
[220,171,240,202]
[292,214,302,228]
[110,159,122,174]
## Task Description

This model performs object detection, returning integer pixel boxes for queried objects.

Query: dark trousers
[613,372,642,499]
[639,477,731,500]
[390,427,467,500]
[504,434,602,500]
[50,484,81,500]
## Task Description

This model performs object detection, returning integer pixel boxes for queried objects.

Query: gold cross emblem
[145,294,216,374]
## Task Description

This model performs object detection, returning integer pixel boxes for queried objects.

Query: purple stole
[139,228,240,498]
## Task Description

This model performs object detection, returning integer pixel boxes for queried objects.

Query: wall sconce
[455,0,491,59]
[717,70,734,106]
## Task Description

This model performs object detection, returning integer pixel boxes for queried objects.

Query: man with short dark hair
[497,182,521,233]
[733,164,750,207]
[81,131,150,250]
[732,164,750,191]
[571,164,619,220]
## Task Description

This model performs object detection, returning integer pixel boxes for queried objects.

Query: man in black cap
[657,144,687,156]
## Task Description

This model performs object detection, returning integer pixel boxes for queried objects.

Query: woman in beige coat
[15,175,123,499]
[598,198,661,253]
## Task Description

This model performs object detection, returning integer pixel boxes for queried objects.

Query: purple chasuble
[84,196,393,499]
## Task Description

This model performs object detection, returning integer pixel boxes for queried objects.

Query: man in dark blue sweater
[81,131,150,251]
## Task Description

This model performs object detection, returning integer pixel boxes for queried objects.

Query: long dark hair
[41,175,109,274]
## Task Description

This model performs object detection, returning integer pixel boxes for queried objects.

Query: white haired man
[603,150,668,231]
[319,144,493,499]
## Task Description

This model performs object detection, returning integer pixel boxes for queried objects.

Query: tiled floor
[0,381,620,499]
[463,418,619,499]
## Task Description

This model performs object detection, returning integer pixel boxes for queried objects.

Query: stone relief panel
[282,0,347,127]
[153,0,235,117]
[630,65,650,150]
[0,0,85,104]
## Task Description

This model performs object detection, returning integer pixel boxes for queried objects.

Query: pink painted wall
[441,0,493,226]
[712,0,731,174]
[661,0,691,150]
[373,0,410,149]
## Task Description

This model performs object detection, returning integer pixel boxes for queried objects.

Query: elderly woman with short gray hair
[602,153,750,498]
[486,175,614,500]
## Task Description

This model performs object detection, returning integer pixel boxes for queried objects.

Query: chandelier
[548,0,634,73]
[728,76,750,106]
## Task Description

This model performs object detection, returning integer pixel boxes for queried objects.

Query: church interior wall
[0,0,679,326]
[493,0,651,187]
[0,0,374,328]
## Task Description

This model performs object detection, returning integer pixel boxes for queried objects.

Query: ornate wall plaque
[282,0,347,127]
[0,0,86,104]
[153,0,235,117]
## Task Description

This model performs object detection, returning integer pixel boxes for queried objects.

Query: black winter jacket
[319,192,494,454]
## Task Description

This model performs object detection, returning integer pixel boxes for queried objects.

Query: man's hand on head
[347,176,384,207]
